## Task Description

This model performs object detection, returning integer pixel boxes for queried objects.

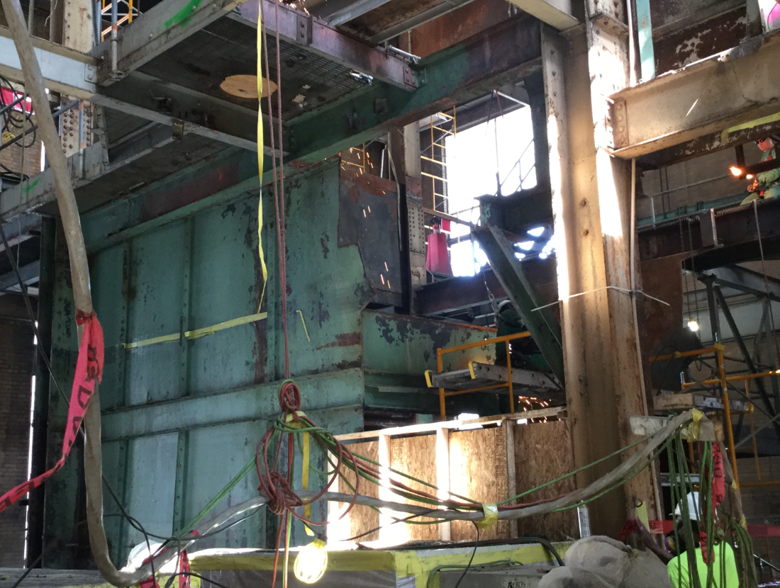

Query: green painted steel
[473,225,565,384]
[287,18,542,163]
[46,156,506,565]
[635,0,655,81]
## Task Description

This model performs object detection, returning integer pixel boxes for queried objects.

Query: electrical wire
[454,524,479,588]
[163,572,229,588]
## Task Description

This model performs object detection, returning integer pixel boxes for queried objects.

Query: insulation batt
[539,536,672,588]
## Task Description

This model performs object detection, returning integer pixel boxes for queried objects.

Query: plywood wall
[333,419,577,546]
[449,427,510,541]
[513,420,578,540]
[390,435,440,542]
[335,440,379,542]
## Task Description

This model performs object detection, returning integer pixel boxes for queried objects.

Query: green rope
[176,455,256,538]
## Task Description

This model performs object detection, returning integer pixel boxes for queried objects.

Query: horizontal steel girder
[0,26,96,98]
[231,1,417,90]
[610,29,780,159]
[290,17,542,162]
[504,0,579,30]
[0,260,39,295]
[91,0,415,90]
[693,265,780,302]
[637,197,780,267]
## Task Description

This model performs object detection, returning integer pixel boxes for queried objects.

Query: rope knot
[75,309,96,325]
[260,471,303,515]
[279,380,301,413]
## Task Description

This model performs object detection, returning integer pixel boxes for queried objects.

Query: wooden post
[436,428,451,541]
[543,18,660,537]
[505,420,518,538]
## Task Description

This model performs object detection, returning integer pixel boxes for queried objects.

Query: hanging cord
[273,0,290,379]
[752,200,780,367]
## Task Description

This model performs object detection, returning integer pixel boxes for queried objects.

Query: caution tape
[0,311,104,514]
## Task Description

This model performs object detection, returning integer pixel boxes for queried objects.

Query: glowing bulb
[730,166,743,177]
[687,318,699,332]
[746,174,754,180]
[294,539,328,584]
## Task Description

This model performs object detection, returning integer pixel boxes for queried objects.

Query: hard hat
[497,299,513,312]
[673,491,701,521]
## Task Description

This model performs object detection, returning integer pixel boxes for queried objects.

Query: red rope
[274,0,290,380]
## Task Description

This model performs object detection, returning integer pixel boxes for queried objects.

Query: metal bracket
[698,209,719,248]
[172,120,185,140]
[611,99,628,148]
[296,14,312,46]
[590,12,629,38]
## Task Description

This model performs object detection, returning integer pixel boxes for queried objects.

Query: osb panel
[337,441,379,542]
[513,420,578,541]
[449,427,510,541]
[390,435,440,542]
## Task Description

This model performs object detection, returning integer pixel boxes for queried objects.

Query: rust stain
[315,332,362,350]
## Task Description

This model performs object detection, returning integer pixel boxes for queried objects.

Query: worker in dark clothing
[494,300,548,371]
[741,137,780,204]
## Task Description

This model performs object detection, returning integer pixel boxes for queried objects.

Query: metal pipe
[494,90,527,107]
[110,0,118,73]
[718,348,740,487]
[386,44,420,63]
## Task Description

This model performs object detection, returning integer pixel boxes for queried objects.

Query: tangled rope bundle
[256,380,360,587]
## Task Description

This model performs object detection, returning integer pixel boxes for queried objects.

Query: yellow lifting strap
[256,3,268,308]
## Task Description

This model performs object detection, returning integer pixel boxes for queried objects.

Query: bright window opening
[443,105,539,277]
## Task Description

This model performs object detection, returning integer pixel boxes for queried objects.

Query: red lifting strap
[0,311,103,514]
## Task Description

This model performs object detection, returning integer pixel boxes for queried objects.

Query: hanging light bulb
[730,165,743,177]
[687,318,699,332]
[294,539,328,584]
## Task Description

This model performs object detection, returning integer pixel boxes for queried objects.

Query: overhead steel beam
[0,126,174,222]
[92,72,276,154]
[640,116,780,168]
[504,0,579,30]
[290,17,541,162]
[638,197,780,266]
[232,0,417,90]
[0,213,41,254]
[0,26,96,98]
[90,0,248,83]
[610,30,780,158]
[311,0,393,26]
[0,260,39,296]
[694,265,780,303]
[368,0,475,44]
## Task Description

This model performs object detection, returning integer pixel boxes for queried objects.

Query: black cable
[346,507,442,542]
[163,572,229,588]
[454,522,479,588]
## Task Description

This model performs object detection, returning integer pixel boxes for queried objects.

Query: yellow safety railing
[651,344,780,489]
[100,0,137,41]
[429,331,532,420]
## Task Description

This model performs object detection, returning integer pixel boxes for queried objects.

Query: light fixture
[687,318,699,332]
[746,174,754,180]
[294,539,328,584]
[730,166,743,177]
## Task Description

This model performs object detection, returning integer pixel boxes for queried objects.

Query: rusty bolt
[582,229,589,236]
[580,198,588,207]
[616,102,624,110]
[618,126,625,132]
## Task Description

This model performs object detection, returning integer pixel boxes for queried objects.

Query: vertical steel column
[703,277,720,343]
[27,215,55,568]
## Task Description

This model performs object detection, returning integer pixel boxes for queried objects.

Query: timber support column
[542,16,659,537]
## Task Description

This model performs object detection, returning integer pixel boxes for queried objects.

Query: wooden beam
[335,406,568,442]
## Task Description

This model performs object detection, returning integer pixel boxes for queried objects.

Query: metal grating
[104,109,154,144]
[138,15,367,122]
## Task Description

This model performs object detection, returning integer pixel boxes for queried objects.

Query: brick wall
[1,114,43,180]
[0,310,35,567]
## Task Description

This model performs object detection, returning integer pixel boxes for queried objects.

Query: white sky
[443,106,537,277]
